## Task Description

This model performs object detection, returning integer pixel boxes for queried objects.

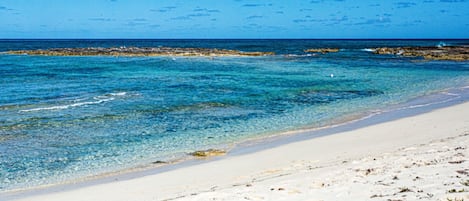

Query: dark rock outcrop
[189,149,226,158]
[370,46,468,61]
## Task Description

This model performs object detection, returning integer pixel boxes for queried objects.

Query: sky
[0,0,468,39]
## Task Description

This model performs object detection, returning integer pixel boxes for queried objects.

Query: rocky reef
[371,46,468,61]
[304,48,340,54]
[6,47,275,57]
[189,149,226,158]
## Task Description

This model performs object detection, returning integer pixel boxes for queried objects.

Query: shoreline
[229,85,469,155]
[2,85,469,200]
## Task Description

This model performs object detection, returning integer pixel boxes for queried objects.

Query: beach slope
[6,102,469,201]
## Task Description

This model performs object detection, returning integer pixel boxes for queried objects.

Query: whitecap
[109,92,127,96]
[283,54,299,57]
[19,92,129,112]
[94,92,128,100]
[282,54,316,58]
[19,99,112,112]
[436,41,447,48]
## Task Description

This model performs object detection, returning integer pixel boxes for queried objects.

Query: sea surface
[0,39,468,191]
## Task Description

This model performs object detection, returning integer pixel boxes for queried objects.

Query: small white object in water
[330,74,334,78]
[437,41,446,48]
[172,57,176,61]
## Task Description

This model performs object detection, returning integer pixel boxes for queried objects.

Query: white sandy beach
[6,101,469,201]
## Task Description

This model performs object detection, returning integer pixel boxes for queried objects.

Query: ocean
[0,39,468,191]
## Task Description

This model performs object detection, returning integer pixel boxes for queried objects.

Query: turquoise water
[0,39,468,191]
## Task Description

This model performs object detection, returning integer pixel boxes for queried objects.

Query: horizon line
[0,38,468,40]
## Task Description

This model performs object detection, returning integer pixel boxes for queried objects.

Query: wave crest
[19,92,129,112]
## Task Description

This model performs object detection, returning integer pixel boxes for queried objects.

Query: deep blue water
[0,39,468,191]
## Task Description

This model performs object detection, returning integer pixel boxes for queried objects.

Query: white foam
[436,42,447,48]
[442,92,459,96]
[282,54,316,57]
[109,92,127,96]
[19,92,128,112]
[20,99,113,112]
[283,54,300,57]
[361,48,374,52]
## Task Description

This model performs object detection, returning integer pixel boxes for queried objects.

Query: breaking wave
[20,92,129,112]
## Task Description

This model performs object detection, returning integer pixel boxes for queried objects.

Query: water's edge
[3,85,468,200]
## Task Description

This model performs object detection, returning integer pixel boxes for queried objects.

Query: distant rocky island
[371,46,468,61]
[6,47,275,57]
[304,48,340,54]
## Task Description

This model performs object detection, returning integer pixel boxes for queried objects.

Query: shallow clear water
[0,39,468,191]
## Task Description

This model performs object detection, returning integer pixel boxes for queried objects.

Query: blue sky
[0,0,468,38]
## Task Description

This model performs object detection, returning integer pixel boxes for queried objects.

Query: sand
[4,101,469,201]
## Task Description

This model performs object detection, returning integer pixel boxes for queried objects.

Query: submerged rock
[304,48,340,54]
[6,47,275,57]
[370,46,469,61]
[189,149,226,158]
